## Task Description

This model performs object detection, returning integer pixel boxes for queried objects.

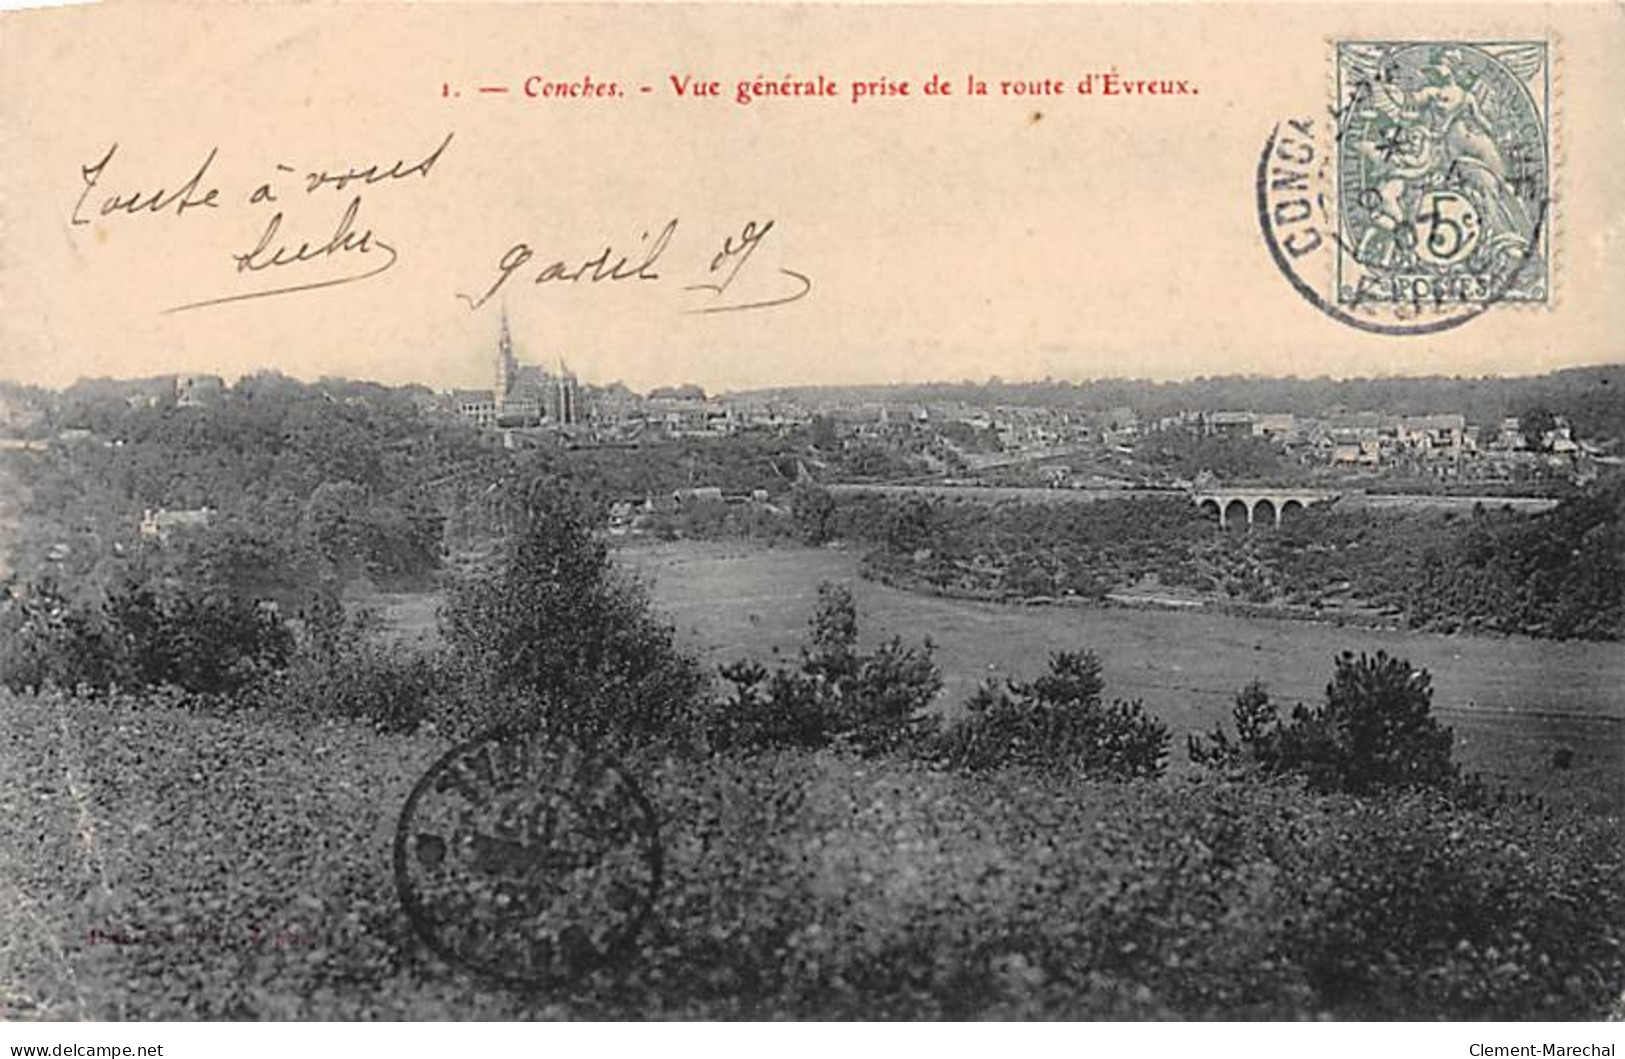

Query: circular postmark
[394,729,661,988]
[1259,41,1550,335]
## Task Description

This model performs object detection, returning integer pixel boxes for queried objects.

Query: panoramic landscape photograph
[3,1,1624,1029]
[0,339,1620,1020]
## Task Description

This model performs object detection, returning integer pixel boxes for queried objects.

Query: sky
[2,2,1621,394]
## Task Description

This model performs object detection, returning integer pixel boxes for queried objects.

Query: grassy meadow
[3,539,1621,1020]
[378,539,1625,812]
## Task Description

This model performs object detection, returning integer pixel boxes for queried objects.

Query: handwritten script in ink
[70,134,453,314]
[455,217,813,316]
[67,133,811,318]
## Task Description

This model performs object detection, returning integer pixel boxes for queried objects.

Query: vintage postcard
[0,0,1622,1031]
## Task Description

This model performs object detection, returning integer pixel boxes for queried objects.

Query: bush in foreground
[254,597,452,734]
[939,650,1170,779]
[437,484,706,748]
[0,576,292,698]
[712,582,942,756]
[1190,651,1458,794]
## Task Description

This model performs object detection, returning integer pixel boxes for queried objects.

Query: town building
[1251,413,1298,441]
[1401,414,1467,452]
[1495,417,1529,450]
[453,312,585,429]
[451,389,498,427]
[1205,411,1258,439]
[175,375,226,408]
[1546,416,1580,454]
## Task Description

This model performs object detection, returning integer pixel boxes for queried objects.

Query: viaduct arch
[1193,488,1340,528]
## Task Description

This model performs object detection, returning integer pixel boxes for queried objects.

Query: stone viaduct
[1191,487,1341,528]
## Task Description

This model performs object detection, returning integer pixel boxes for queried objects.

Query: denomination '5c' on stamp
[1335,41,1549,307]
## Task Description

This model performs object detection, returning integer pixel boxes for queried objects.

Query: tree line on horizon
[733,364,1625,440]
[3,362,1621,442]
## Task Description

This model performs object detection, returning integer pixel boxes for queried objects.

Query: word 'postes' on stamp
[394,731,661,988]
[1336,41,1549,308]
[1258,40,1550,336]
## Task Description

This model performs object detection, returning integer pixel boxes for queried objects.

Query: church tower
[494,309,517,402]
[552,356,581,425]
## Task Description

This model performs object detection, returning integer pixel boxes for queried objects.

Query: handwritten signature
[70,135,453,314]
[163,195,399,314]
[455,218,812,316]
[70,132,810,318]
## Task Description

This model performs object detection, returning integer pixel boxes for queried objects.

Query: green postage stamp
[1335,42,1550,307]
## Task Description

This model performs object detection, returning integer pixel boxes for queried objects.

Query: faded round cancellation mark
[393,729,662,988]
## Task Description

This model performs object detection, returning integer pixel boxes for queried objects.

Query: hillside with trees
[741,364,1625,443]
[824,480,1625,641]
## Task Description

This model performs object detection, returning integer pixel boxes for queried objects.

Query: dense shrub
[1189,651,1459,794]
[300,479,445,587]
[1263,788,1623,1017]
[789,480,836,544]
[939,650,1170,779]
[437,483,706,748]
[103,580,293,696]
[0,580,122,693]
[9,690,1617,1020]
[1186,679,1276,775]
[254,598,453,734]
[711,582,941,756]
[0,576,292,697]
[1407,479,1625,640]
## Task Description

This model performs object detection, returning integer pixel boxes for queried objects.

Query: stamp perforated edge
[1319,34,1561,314]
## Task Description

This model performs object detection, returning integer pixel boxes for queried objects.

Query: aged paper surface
[1,2,1620,389]
[1,0,1623,1029]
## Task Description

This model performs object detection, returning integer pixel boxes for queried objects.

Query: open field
[616,540,1625,811]
[369,539,1624,811]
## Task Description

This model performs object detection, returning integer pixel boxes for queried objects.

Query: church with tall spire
[455,309,583,428]
[495,311,517,403]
